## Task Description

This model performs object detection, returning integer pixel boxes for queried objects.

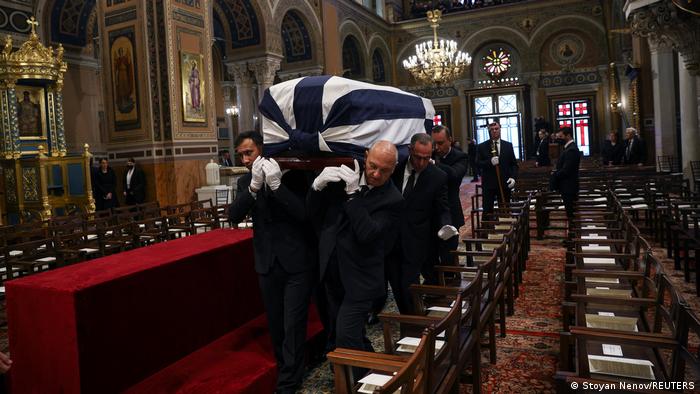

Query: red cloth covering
[6,229,264,393]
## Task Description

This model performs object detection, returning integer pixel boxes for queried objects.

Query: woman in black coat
[94,158,118,211]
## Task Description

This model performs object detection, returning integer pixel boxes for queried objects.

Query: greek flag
[259,75,435,160]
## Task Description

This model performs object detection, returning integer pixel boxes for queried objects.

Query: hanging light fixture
[402,9,471,85]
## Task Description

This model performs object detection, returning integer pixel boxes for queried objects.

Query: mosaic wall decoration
[108,27,141,131]
[550,33,585,69]
[282,11,312,63]
[50,0,96,47]
[215,0,261,49]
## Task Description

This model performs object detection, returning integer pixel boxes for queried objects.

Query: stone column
[453,80,470,147]
[250,56,282,103]
[649,39,677,161]
[679,58,699,185]
[598,65,613,134]
[221,81,236,151]
[227,62,256,133]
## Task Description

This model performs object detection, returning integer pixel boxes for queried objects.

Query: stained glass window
[555,99,592,156]
[372,50,385,82]
[482,48,512,78]
[474,96,493,115]
[498,94,517,113]
[433,114,442,126]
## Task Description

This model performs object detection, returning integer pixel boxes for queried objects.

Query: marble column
[250,56,282,131]
[649,40,677,162]
[678,58,699,185]
[221,81,236,151]
[227,62,256,133]
[598,65,613,134]
[453,80,470,147]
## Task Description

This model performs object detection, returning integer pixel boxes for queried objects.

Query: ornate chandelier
[402,9,471,85]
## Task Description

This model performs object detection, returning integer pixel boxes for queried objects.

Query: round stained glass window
[482,48,511,78]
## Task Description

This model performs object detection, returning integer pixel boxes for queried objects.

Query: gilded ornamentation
[0,17,68,82]
[22,166,39,202]
[5,170,16,203]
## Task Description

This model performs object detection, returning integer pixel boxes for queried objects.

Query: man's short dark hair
[410,133,433,147]
[431,125,452,139]
[488,121,501,128]
[234,130,263,149]
[559,127,573,137]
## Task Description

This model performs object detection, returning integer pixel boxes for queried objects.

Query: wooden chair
[2,238,56,278]
[328,328,433,394]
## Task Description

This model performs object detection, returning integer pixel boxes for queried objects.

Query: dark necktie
[403,170,416,198]
[360,185,370,197]
[495,141,500,156]
[626,143,631,160]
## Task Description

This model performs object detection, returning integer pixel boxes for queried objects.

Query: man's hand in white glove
[490,156,499,166]
[338,159,361,195]
[312,167,342,191]
[249,156,265,192]
[262,158,282,191]
[506,177,515,189]
[437,225,459,240]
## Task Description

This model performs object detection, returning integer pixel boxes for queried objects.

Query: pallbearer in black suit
[535,129,551,167]
[431,125,468,265]
[476,121,519,215]
[388,133,455,314]
[550,127,581,220]
[307,141,402,358]
[228,131,314,394]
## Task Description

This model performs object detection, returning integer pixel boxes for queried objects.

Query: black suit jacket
[476,139,519,190]
[623,137,645,165]
[536,139,551,166]
[434,148,468,228]
[602,140,623,165]
[551,142,581,194]
[229,171,313,275]
[391,162,451,267]
[308,181,402,301]
[124,166,146,203]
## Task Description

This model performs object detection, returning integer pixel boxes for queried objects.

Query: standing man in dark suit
[228,131,314,394]
[601,130,623,166]
[388,133,455,314]
[307,141,402,358]
[467,138,479,182]
[431,125,468,265]
[622,127,645,165]
[535,129,551,167]
[123,158,146,205]
[477,121,519,215]
[219,150,234,167]
[550,127,581,220]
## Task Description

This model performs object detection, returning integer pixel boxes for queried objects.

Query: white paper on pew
[615,188,628,191]
[586,288,631,298]
[629,197,644,202]
[593,197,607,202]
[427,306,451,313]
[397,337,444,354]
[583,257,616,265]
[35,257,56,263]
[595,287,610,290]
[86,234,98,240]
[582,245,610,252]
[630,204,648,209]
[588,355,655,380]
[79,248,100,253]
[598,312,615,316]
[602,344,624,357]
[358,374,397,394]
[583,218,593,221]
[437,330,446,338]
[592,204,606,207]
[583,225,604,229]
[583,235,607,240]
[679,204,690,208]
[557,205,565,209]
[618,193,632,197]
[586,277,620,284]
[9,250,22,256]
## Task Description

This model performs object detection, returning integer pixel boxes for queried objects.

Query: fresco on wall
[109,27,141,131]
[180,51,207,123]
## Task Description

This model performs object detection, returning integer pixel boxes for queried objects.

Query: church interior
[0,0,699,393]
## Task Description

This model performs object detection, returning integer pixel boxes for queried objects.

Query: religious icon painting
[109,27,141,131]
[15,85,47,139]
[180,51,207,123]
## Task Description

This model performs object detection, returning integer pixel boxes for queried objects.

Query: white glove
[437,225,459,240]
[312,167,342,191]
[249,156,265,192]
[491,156,499,166]
[506,178,515,189]
[338,159,361,195]
[262,158,282,191]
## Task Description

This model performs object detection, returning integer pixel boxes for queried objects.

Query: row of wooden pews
[326,194,533,393]
[0,199,237,292]
[556,186,700,391]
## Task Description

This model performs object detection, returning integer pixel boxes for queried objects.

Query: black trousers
[438,235,459,266]
[386,246,422,314]
[561,192,578,219]
[258,261,314,392]
[482,187,511,215]
[324,256,374,354]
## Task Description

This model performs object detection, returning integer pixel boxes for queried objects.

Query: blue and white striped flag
[259,75,435,160]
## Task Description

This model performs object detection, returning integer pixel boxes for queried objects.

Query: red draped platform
[6,229,323,393]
